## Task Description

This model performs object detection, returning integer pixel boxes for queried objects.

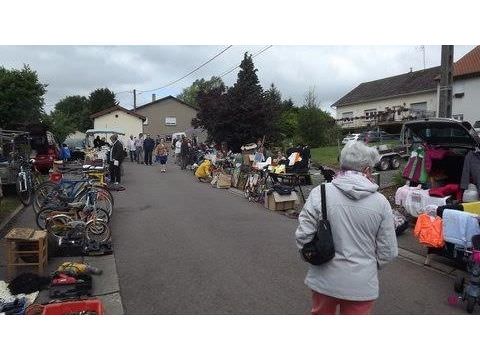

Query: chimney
[409,67,413,73]
[152,94,156,102]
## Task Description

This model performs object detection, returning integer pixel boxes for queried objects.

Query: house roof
[90,105,147,121]
[454,45,480,79]
[133,95,199,112]
[332,66,441,107]
[333,46,480,108]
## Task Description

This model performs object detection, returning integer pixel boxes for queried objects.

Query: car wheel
[390,156,401,170]
[378,158,390,171]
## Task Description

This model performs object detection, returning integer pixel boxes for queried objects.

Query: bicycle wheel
[36,207,56,230]
[86,219,111,243]
[33,181,57,213]
[76,187,114,216]
[93,185,114,207]
[46,214,73,237]
[16,174,33,206]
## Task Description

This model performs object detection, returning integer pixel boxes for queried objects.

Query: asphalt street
[112,161,470,314]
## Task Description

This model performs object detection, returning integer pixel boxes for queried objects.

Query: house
[332,46,480,129]
[134,95,205,142]
[90,105,146,143]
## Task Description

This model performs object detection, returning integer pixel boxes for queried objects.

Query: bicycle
[244,166,274,203]
[15,155,42,206]
[36,187,110,230]
[33,177,114,216]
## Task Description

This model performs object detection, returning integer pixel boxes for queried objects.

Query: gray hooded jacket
[295,171,398,301]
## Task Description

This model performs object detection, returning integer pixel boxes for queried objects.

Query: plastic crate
[42,299,104,315]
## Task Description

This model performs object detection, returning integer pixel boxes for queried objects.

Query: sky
[0,45,476,114]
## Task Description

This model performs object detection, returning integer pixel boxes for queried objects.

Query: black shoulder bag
[300,183,335,265]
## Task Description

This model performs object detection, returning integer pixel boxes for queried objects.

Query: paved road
[112,161,470,314]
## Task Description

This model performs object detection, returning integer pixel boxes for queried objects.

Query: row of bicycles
[16,156,114,255]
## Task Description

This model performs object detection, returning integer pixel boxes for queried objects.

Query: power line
[217,45,273,78]
[138,45,233,94]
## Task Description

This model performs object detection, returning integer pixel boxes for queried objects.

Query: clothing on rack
[462,201,480,215]
[443,209,480,248]
[460,151,480,191]
[425,147,450,173]
[403,188,450,217]
[429,183,462,201]
[403,146,428,184]
[436,204,464,218]
[414,213,444,248]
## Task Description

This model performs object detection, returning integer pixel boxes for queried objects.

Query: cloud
[0,45,475,113]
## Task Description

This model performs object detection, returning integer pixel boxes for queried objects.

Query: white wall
[453,77,480,124]
[93,110,144,145]
[335,91,438,128]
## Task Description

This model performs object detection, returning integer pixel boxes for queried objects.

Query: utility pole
[438,45,454,118]
[133,89,137,111]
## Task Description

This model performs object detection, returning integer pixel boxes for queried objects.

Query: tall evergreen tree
[88,88,118,114]
[223,53,270,151]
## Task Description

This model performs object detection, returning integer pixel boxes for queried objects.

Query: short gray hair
[339,141,380,172]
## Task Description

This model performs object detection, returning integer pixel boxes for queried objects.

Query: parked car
[341,133,362,145]
[473,120,480,134]
[362,130,397,143]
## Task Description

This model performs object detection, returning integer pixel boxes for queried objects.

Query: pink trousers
[311,291,374,315]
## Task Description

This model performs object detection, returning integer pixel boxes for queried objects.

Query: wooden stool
[4,227,48,280]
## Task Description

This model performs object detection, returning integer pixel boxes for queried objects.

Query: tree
[264,83,283,145]
[297,88,340,147]
[54,95,90,132]
[192,80,227,143]
[177,76,224,108]
[42,110,77,144]
[222,53,272,150]
[0,65,47,129]
[88,88,118,116]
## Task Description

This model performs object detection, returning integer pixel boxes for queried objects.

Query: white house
[90,105,146,144]
[332,46,480,129]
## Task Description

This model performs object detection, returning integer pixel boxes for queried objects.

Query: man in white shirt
[175,137,182,165]
[128,135,136,162]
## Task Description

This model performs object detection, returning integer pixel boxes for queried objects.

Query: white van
[171,132,186,142]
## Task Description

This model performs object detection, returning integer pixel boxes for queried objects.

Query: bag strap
[321,183,327,221]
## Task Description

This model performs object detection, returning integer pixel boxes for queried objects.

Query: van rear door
[401,119,480,149]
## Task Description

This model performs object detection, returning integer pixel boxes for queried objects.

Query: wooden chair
[4,227,48,280]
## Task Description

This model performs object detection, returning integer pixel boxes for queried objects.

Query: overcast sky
[0,45,476,114]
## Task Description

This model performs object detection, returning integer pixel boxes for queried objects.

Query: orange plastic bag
[414,213,445,248]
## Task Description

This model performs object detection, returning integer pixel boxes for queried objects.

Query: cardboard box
[216,173,232,189]
[264,191,298,211]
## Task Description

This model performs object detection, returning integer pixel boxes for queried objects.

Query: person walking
[174,136,182,165]
[134,133,144,164]
[295,141,398,315]
[143,134,155,165]
[109,134,125,184]
[128,135,136,162]
[154,138,168,173]
[180,135,189,170]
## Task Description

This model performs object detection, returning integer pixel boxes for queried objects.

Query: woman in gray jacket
[295,141,398,314]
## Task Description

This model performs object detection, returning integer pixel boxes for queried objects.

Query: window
[341,112,353,120]
[364,109,377,120]
[165,117,176,126]
[410,102,427,111]
[453,114,464,121]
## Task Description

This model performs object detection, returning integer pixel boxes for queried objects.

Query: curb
[0,203,24,233]
[397,247,463,278]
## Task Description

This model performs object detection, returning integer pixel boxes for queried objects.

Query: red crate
[42,299,104,315]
